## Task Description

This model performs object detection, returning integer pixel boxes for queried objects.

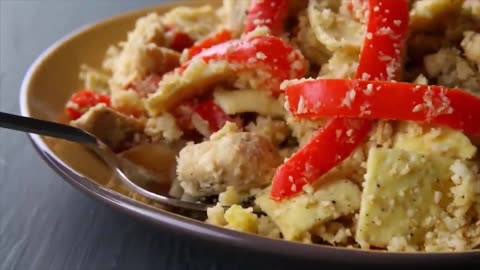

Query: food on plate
[63,0,480,252]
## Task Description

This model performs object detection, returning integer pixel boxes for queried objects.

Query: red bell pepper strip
[147,35,305,116]
[178,35,305,93]
[286,79,480,136]
[244,0,289,35]
[165,26,195,52]
[271,0,409,200]
[193,100,232,132]
[183,29,233,61]
[172,99,231,134]
[65,89,110,120]
[272,118,372,198]
[355,5,408,81]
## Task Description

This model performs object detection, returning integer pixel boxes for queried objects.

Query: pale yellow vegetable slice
[356,148,478,250]
[256,180,361,241]
[213,89,285,117]
[393,122,477,159]
[307,0,364,52]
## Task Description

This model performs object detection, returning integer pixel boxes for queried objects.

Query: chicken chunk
[176,123,282,197]
[71,104,144,152]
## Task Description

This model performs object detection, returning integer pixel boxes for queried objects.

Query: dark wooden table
[0,1,330,269]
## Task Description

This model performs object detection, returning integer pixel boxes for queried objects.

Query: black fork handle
[0,111,96,144]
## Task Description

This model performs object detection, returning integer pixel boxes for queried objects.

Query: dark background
[0,1,326,269]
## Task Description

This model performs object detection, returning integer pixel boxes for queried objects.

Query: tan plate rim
[18,0,480,264]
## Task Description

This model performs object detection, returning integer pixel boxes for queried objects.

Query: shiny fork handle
[0,111,212,211]
[0,111,97,144]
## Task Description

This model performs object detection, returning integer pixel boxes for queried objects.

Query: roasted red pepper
[65,89,110,120]
[271,0,409,200]
[165,26,195,52]
[183,29,233,61]
[244,0,289,35]
[172,99,231,135]
[178,35,305,94]
[193,100,232,132]
[272,118,372,198]
[286,79,480,136]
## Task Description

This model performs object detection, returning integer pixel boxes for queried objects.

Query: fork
[0,111,214,212]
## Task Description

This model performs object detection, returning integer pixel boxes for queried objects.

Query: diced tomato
[65,89,110,120]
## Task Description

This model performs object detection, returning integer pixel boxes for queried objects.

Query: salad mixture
[65,0,480,252]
